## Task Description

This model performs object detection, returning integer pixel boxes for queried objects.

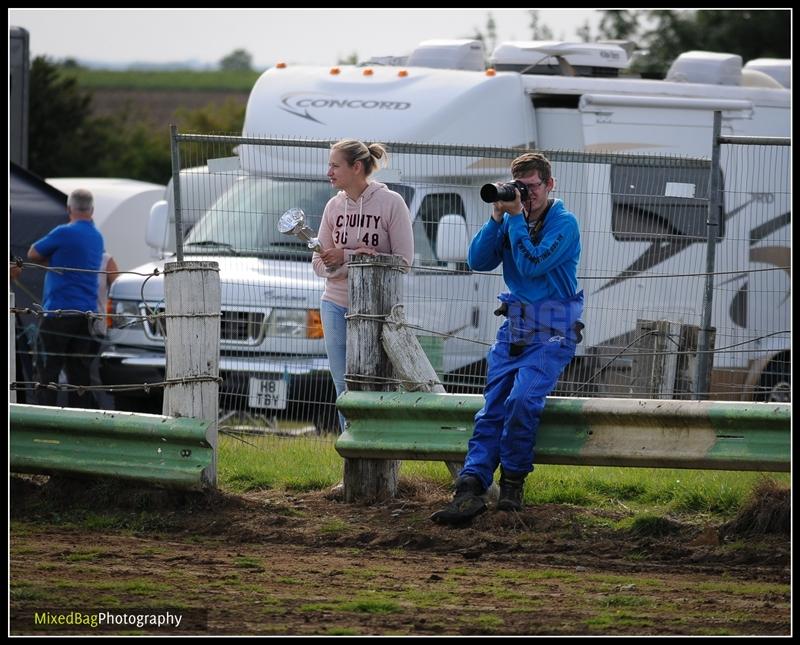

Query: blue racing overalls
[461,198,583,491]
[461,291,584,489]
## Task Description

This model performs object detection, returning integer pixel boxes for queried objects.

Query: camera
[479,180,530,204]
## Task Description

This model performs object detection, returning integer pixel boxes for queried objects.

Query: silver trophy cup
[278,208,322,252]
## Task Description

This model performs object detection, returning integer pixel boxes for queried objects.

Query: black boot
[430,475,487,526]
[497,467,526,512]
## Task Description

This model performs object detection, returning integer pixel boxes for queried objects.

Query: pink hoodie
[312,181,414,307]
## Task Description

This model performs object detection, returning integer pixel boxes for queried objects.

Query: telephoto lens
[480,182,517,203]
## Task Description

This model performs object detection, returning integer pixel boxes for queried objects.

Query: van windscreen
[184,177,335,259]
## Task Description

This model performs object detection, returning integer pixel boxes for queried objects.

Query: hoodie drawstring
[356,197,363,244]
[345,194,364,246]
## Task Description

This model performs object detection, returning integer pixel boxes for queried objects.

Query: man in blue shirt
[28,188,104,407]
[432,152,584,526]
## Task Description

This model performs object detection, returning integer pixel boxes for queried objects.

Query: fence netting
[12,132,789,440]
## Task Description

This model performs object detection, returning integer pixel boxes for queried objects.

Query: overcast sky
[9,9,604,68]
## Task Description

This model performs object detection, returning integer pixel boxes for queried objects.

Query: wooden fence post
[162,261,220,488]
[381,305,499,501]
[343,254,404,503]
[382,305,463,479]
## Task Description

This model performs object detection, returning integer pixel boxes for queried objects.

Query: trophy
[278,208,321,252]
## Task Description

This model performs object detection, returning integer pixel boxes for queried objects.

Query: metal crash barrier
[10,404,214,490]
[335,392,790,472]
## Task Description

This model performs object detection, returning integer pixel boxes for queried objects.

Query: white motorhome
[101,41,790,424]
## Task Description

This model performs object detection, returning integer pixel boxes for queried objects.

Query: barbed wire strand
[12,256,789,281]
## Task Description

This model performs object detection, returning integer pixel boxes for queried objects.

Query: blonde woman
[312,139,414,431]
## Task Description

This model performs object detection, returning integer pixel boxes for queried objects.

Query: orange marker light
[485,68,496,76]
[276,62,287,69]
[398,70,409,77]
[363,68,374,76]
[330,67,341,75]
[307,309,324,339]
[105,298,113,331]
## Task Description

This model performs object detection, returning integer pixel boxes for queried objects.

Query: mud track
[10,476,790,636]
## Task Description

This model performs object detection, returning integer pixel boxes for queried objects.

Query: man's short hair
[511,152,552,182]
[67,189,94,213]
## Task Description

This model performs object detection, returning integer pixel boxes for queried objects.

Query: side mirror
[435,214,469,262]
[145,200,169,253]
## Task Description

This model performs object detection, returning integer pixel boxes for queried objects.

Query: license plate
[248,377,288,410]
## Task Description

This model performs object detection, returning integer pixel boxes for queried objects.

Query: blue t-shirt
[33,220,104,313]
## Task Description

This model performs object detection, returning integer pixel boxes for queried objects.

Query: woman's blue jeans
[320,299,348,432]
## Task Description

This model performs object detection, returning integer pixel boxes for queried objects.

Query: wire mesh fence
[710,137,791,402]
[11,132,790,436]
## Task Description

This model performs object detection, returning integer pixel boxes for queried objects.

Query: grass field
[63,68,262,91]
[218,432,790,521]
[10,432,789,635]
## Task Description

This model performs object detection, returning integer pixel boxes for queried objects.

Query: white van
[100,41,790,424]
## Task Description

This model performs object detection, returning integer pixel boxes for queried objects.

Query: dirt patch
[720,477,790,539]
[10,476,791,636]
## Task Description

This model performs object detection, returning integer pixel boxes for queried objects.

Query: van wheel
[757,359,790,403]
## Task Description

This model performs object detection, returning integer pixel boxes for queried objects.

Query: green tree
[175,98,245,134]
[28,56,105,178]
[60,57,82,70]
[93,114,172,184]
[337,52,359,65]
[623,9,790,78]
[598,10,641,41]
[219,48,253,72]
[576,20,592,43]
[485,13,497,54]
[174,98,247,163]
[528,11,554,40]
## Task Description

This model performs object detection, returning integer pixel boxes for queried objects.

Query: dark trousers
[35,316,98,408]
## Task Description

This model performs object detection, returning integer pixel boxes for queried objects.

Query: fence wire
[11,133,790,435]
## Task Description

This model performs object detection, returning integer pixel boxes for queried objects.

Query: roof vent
[740,68,785,89]
[666,51,742,86]
[407,39,486,71]
[363,54,409,67]
[744,58,790,88]
[491,41,629,77]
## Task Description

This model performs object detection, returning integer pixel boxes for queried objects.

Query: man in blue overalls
[432,152,583,526]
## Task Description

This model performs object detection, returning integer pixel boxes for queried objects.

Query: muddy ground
[9,476,791,636]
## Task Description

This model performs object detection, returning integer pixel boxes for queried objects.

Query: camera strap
[526,198,554,244]
[502,198,554,249]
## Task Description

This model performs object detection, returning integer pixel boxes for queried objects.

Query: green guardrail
[10,404,214,490]
[335,392,790,472]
